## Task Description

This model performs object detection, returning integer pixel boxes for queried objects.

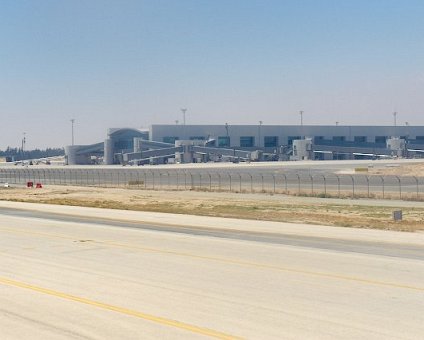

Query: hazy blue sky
[1,0,423,148]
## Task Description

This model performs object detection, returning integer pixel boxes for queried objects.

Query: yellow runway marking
[1,226,423,292]
[0,276,241,340]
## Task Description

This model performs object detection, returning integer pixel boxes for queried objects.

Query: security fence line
[0,168,423,201]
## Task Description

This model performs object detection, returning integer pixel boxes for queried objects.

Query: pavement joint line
[1,226,423,292]
[101,241,424,292]
[2,206,423,247]
[0,276,241,340]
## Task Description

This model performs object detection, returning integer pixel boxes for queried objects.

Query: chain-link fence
[0,168,423,200]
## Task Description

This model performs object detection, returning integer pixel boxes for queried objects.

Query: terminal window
[354,136,367,143]
[163,136,179,144]
[288,136,301,145]
[240,136,255,147]
[333,136,346,142]
[189,136,205,140]
[114,140,133,150]
[375,136,387,143]
[264,136,278,147]
[218,136,230,147]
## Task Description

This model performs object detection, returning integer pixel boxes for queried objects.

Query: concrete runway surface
[0,202,423,339]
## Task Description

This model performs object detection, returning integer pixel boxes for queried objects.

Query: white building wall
[151,125,424,148]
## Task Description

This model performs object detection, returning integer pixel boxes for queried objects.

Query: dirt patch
[368,162,424,177]
[1,185,423,232]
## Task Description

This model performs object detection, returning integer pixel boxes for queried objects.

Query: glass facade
[375,136,387,143]
[163,136,179,144]
[354,136,367,143]
[288,136,301,145]
[114,140,133,150]
[240,136,255,147]
[218,136,230,147]
[333,136,346,142]
[264,136,278,147]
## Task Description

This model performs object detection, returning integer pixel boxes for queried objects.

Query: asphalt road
[0,203,423,339]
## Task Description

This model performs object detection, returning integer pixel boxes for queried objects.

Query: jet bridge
[123,146,183,164]
[121,139,252,165]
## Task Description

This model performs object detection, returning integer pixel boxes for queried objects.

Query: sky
[1,0,424,149]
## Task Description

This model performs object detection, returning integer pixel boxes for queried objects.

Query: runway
[0,203,423,339]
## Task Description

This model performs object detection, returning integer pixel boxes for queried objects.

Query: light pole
[70,119,75,146]
[21,132,26,160]
[299,110,304,139]
[181,108,187,126]
[175,120,179,125]
[336,121,339,126]
[258,120,263,148]
[393,111,397,127]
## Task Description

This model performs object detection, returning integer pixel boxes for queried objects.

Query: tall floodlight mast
[181,108,187,126]
[70,118,75,146]
[258,120,263,148]
[22,132,26,160]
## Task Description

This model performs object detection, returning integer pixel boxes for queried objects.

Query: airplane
[313,150,394,159]
[352,152,393,159]
[13,156,64,166]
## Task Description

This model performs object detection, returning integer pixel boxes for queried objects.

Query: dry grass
[1,185,423,232]
[369,162,424,177]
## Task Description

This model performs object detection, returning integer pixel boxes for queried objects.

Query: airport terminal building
[65,124,424,165]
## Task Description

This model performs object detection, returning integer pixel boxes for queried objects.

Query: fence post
[272,174,276,193]
[349,175,355,198]
[208,173,212,191]
[296,174,301,194]
[228,173,232,192]
[395,175,401,199]
[79,169,82,186]
[366,176,370,198]
[335,174,340,198]
[413,176,419,199]
[239,173,242,192]
[309,174,313,195]
[124,170,128,187]
[380,176,385,199]
[148,170,154,189]
[282,174,287,194]
[322,175,327,196]
[261,174,264,192]
[248,173,253,193]
[217,173,221,191]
